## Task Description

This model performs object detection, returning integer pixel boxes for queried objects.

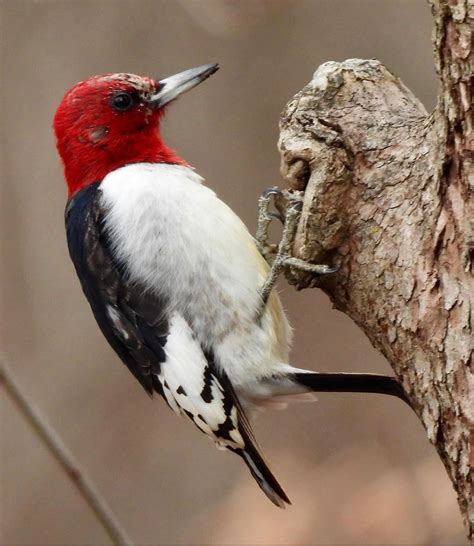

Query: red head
[54,64,219,197]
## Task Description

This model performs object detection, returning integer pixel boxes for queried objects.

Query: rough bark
[278,0,473,538]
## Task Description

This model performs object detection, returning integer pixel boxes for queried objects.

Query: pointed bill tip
[207,62,219,75]
[149,63,219,108]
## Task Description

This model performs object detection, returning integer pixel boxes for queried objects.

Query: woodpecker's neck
[59,127,186,197]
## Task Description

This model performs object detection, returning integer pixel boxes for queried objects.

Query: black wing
[65,183,168,395]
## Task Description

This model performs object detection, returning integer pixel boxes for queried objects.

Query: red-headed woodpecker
[54,64,408,508]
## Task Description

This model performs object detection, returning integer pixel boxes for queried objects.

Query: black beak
[148,63,219,109]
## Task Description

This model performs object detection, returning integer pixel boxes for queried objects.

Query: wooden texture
[278,0,473,537]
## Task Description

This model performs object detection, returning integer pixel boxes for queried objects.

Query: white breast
[100,163,291,386]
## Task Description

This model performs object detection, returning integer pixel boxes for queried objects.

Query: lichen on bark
[277,0,473,538]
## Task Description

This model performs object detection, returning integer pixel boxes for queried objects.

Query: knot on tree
[279,59,433,292]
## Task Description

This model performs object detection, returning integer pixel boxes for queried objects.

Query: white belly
[99,163,290,385]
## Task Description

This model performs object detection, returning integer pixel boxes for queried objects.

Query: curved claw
[261,186,283,199]
[319,264,340,275]
[288,200,303,213]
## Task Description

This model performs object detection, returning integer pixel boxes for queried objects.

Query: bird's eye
[110,92,134,112]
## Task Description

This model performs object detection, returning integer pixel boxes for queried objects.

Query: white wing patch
[156,313,244,450]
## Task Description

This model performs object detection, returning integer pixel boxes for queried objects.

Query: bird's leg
[258,192,338,310]
[255,187,283,263]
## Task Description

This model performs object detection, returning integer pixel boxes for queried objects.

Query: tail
[292,370,410,405]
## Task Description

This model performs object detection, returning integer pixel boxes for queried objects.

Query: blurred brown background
[1,1,467,544]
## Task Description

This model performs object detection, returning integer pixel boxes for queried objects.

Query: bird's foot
[255,187,285,262]
[256,189,338,311]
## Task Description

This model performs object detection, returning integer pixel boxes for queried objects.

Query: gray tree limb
[277,0,473,538]
[0,359,134,546]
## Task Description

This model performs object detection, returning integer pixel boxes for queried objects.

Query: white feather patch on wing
[156,312,244,449]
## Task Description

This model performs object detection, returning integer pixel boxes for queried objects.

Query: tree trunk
[278,0,473,538]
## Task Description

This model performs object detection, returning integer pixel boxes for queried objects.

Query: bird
[54,64,409,508]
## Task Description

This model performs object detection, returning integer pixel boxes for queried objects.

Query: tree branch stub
[278,2,473,536]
